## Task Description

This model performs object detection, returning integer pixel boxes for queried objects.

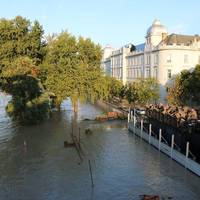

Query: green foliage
[106,77,123,98]
[125,78,159,105]
[0,16,45,68]
[42,32,105,108]
[41,32,78,107]
[167,65,200,105]
[125,83,138,104]
[6,93,50,124]
[119,85,128,99]
[167,75,183,105]
[0,16,49,124]
[1,57,51,124]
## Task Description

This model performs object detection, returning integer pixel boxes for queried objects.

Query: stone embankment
[95,111,127,121]
[95,100,128,121]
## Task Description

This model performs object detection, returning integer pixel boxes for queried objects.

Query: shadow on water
[0,99,200,200]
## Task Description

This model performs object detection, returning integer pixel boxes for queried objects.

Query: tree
[167,75,183,105]
[42,32,106,110]
[167,65,200,106]
[106,77,123,99]
[0,16,45,68]
[125,82,138,104]
[41,31,78,108]
[1,57,51,124]
[0,16,49,124]
[125,78,159,105]
[190,64,200,102]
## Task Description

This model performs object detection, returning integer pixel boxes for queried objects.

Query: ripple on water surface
[0,101,200,200]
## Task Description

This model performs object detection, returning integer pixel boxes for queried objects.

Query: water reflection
[0,100,200,200]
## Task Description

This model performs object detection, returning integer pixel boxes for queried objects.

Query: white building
[101,19,200,101]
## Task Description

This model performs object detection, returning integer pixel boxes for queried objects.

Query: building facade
[101,19,200,101]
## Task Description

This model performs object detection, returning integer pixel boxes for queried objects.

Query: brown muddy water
[0,98,200,200]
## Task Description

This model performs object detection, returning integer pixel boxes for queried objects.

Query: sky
[0,0,200,48]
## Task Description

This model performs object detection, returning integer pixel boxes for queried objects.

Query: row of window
[166,55,200,64]
[126,67,158,79]
[113,54,200,70]
[127,68,142,78]
[127,56,143,66]
[127,54,159,67]
[111,56,123,66]
[114,67,172,80]
[112,68,122,78]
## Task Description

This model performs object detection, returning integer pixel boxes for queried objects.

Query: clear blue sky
[1,0,200,48]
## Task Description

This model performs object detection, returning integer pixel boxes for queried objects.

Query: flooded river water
[1,99,200,200]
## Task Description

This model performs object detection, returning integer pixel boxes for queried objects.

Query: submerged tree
[41,32,77,108]
[0,16,49,124]
[1,57,51,124]
[42,32,106,111]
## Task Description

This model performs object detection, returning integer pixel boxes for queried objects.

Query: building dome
[146,19,167,36]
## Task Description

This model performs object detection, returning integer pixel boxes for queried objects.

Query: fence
[128,110,200,177]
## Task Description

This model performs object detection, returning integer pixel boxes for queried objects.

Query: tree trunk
[55,99,61,110]
[73,100,78,113]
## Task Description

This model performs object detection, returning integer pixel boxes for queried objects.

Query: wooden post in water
[128,113,130,123]
[79,127,81,144]
[159,129,162,151]
[133,109,136,127]
[148,124,152,144]
[72,124,74,136]
[88,159,94,187]
[130,110,133,121]
[171,134,174,158]
[140,119,143,138]
[185,142,189,168]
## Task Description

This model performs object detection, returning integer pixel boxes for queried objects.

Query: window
[135,69,138,78]
[146,54,150,65]
[154,67,158,79]
[138,69,141,78]
[184,54,188,64]
[132,68,135,78]
[166,55,171,63]
[146,68,150,78]
[132,58,134,66]
[167,69,172,79]
[154,54,158,64]
[148,55,151,64]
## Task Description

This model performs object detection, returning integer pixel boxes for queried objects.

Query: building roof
[146,19,167,36]
[163,34,200,45]
[135,43,145,51]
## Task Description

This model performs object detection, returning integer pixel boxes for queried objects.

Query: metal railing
[127,109,200,176]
